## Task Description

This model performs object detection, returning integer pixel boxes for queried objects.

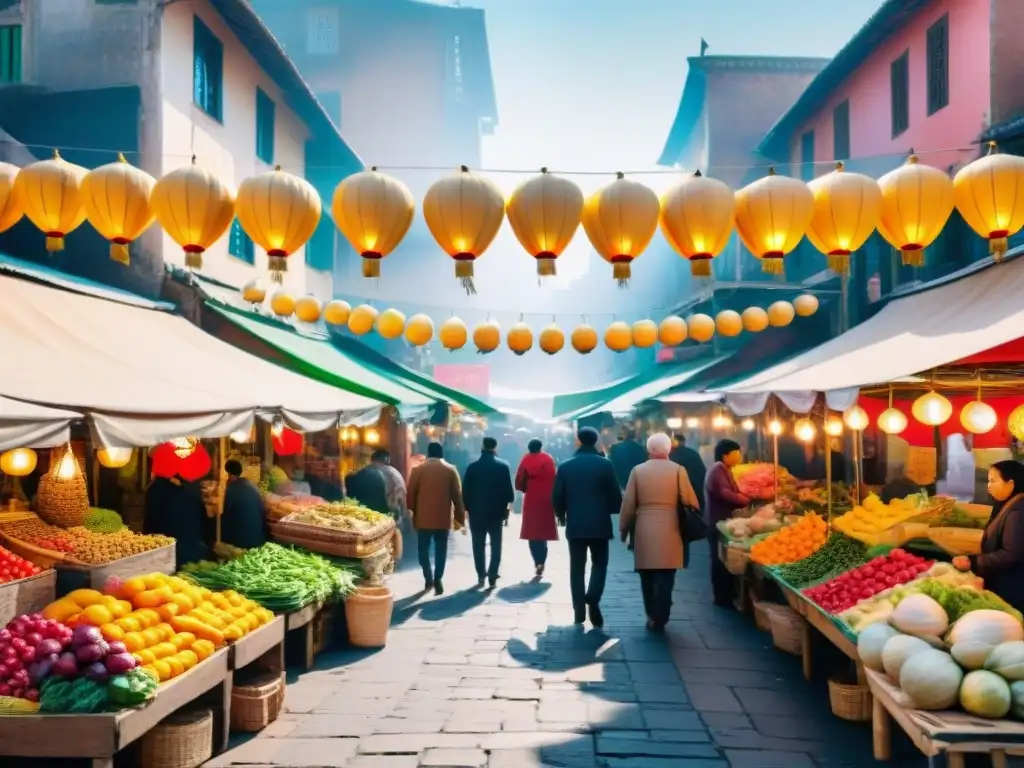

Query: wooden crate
[0,570,56,625]
[55,543,176,595]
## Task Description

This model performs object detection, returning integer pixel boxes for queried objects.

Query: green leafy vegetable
[774,532,867,587]
[913,579,1023,623]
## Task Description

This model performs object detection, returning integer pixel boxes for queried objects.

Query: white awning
[0,396,82,451]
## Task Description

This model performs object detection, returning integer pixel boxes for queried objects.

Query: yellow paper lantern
[507,322,533,356]
[806,162,882,274]
[794,418,817,443]
[440,317,468,351]
[688,314,715,343]
[376,308,407,340]
[793,294,819,317]
[767,301,795,327]
[658,316,687,347]
[405,313,434,346]
[843,406,869,431]
[877,155,954,267]
[539,324,565,355]
[270,289,296,318]
[241,278,267,305]
[878,407,908,435]
[0,162,23,234]
[151,157,235,270]
[912,391,953,426]
[571,324,598,354]
[1009,405,1024,441]
[422,165,505,294]
[348,304,378,335]
[0,448,37,477]
[581,172,660,286]
[954,143,1024,261]
[506,168,584,277]
[734,168,813,275]
[14,149,88,252]
[604,321,633,352]
[96,447,133,469]
[715,310,743,338]
[961,400,997,435]
[741,306,769,333]
[332,167,415,278]
[473,320,501,354]
[632,319,658,349]
[294,295,323,324]
[81,153,155,266]
[824,416,844,437]
[323,299,352,326]
[658,170,734,277]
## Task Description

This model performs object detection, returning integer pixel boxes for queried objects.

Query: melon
[882,634,932,681]
[951,642,995,671]
[891,594,949,639]
[984,641,1024,681]
[960,670,1012,719]
[947,610,1024,648]
[899,649,963,710]
[858,623,900,672]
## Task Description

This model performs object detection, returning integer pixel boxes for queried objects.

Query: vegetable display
[0,544,43,584]
[772,532,866,587]
[832,494,926,544]
[0,613,74,701]
[1,517,172,564]
[284,501,390,531]
[732,463,794,501]
[750,513,828,566]
[83,508,126,534]
[802,549,933,614]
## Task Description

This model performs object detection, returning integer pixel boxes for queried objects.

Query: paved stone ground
[206,517,936,768]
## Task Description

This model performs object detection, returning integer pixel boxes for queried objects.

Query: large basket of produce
[827,673,871,721]
[35,445,90,528]
[345,583,393,648]
[230,669,285,733]
[141,706,214,768]
[0,561,54,627]
[768,605,804,655]
[262,492,326,522]
[271,502,395,558]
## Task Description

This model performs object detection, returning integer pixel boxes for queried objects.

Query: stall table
[230,615,285,673]
[286,601,327,670]
[54,543,176,595]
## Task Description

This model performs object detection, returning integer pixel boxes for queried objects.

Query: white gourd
[899,649,963,710]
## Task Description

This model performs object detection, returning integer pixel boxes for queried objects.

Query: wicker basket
[390,527,403,564]
[345,584,393,648]
[271,517,395,559]
[768,606,804,656]
[752,599,780,632]
[724,546,749,576]
[827,675,871,722]
[140,707,214,768]
[230,671,285,733]
[35,446,89,528]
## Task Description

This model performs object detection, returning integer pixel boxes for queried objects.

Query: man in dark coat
[344,464,391,516]
[552,427,623,627]
[670,434,707,510]
[221,460,268,550]
[609,429,647,490]
[144,474,208,569]
[462,437,515,588]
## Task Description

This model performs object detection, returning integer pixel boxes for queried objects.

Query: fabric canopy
[725,256,1024,394]
[0,395,82,451]
[572,357,725,418]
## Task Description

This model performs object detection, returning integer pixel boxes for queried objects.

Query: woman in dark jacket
[954,460,1024,612]
[704,439,751,608]
[144,474,208,569]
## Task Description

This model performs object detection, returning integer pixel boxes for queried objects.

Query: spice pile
[1,518,172,564]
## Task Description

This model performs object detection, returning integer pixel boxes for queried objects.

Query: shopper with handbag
[619,432,700,632]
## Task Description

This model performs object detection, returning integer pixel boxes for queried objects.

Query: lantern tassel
[45,235,65,252]
[690,259,711,278]
[269,255,288,284]
[184,251,203,270]
[455,260,476,295]
[991,237,1009,261]
[362,257,382,278]
[760,257,785,276]
[613,261,631,288]
[827,253,850,275]
[109,242,131,266]
[536,257,557,277]
[900,248,924,268]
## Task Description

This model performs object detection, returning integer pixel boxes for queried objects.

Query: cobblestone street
[207,517,926,768]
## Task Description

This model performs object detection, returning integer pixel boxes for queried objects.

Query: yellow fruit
[134,649,157,665]
[152,660,172,682]
[82,604,113,626]
[165,656,184,678]
[66,589,106,607]
[171,632,196,650]
[123,632,146,653]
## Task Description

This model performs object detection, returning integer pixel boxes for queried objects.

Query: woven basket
[752,599,780,632]
[35,446,89,528]
[390,527,403,564]
[271,518,395,559]
[140,707,213,768]
[345,584,393,648]
[827,675,871,722]
[230,671,285,733]
[724,547,749,576]
[768,606,804,656]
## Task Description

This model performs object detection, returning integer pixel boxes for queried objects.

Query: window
[306,220,335,272]
[833,99,850,162]
[799,130,815,181]
[891,50,910,138]
[307,8,338,55]
[927,14,949,115]
[228,219,254,264]
[192,16,223,121]
[255,88,275,164]
[0,25,21,84]
[316,90,342,130]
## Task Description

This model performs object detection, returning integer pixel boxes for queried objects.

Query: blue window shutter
[193,16,223,121]
[229,219,255,264]
[256,88,275,164]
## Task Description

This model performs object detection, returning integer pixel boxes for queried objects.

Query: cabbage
[984,641,1024,681]
[857,623,900,672]
[891,594,949,639]
[960,670,1012,719]
[899,649,963,709]
[882,634,932,681]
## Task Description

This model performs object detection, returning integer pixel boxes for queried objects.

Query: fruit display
[0,545,44,584]
[732,463,794,501]
[263,491,327,522]
[772,532,866,588]
[802,549,934,614]
[0,613,74,701]
[749,513,828,566]
[720,505,784,540]
[83,508,126,534]
[832,493,927,544]
[285,500,390,531]
[1,517,172,564]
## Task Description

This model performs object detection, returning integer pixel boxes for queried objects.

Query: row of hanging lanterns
[867,389,1004,437]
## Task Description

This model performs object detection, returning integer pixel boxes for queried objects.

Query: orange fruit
[157,604,180,622]
[191,639,215,660]
[123,632,146,653]
[171,632,196,650]
[141,628,163,647]
[122,577,147,598]
[152,659,172,682]
[150,642,177,660]
[100,623,125,642]
[176,650,199,670]
[165,656,184,678]
[115,616,141,633]
[134,649,157,665]
[170,594,195,612]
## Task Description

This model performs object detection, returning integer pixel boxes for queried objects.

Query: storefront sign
[432,364,490,396]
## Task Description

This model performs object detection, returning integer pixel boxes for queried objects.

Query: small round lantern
[659,170,734,278]
[270,290,296,318]
[473,321,501,354]
[81,153,156,265]
[631,320,658,349]
[715,310,743,338]
[793,294,819,317]
[878,407,909,435]
[0,448,37,477]
[734,167,814,275]
[806,162,881,274]
[844,406,869,431]
[294,295,323,324]
[794,418,817,443]
[604,321,633,352]
[506,168,584,277]
[348,304,378,336]
[97,447,133,469]
[767,301,795,327]
[14,149,88,252]
[741,307,769,333]
[953,143,1024,261]
[877,155,955,267]
[242,278,267,306]
[912,391,953,426]
[824,416,844,437]
[0,162,23,234]
[332,167,415,278]
[688,314,715,343]
[571,324,598,354]
[658,316,687,347]
[272,427,303,457]
[440,317,468,351]
[961,400,997,435]
[405,314,434,346]
[582,172,660,287]
[507,322,533,356]
[377,308,407,340]
[539,324,565,355]
[323,300,352,327]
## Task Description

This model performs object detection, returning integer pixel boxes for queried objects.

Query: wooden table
[866,669,1024,767]
[286,601,326,670]
[230,615,286,673]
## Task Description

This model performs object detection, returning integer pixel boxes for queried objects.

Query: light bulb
[364,428,380,445]
[824,416,843,437]
[960,401,997,435]
[794,418,817,443]
[843,405,869,431]
[878,408,908,435]
[96,447,133,469]
[665,417,683,430]
[684,417,700,429]
[57,451,77,479]
[768,420,783,436]
[741,418,756,431]
[171,437,197,459]
[271,421,285,438]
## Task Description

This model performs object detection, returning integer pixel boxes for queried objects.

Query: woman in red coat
[515,438,559,576]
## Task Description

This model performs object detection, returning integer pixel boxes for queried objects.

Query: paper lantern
[230,428,253,444]
[659,171,734,277]
[658,316,687,346]
[507,322,533,355]
[150,441,211,482]
[961,400,997,435]
[348,304,378,336]
[604,321,632,352]
[878,407,908,435]
[294,295,322,324]
[422,165,505,294]
[377,308,407,340]
[506,168,583,277]
[0,448,37,477]
[272,427,303,457]
[806,162,882,274]
[632,319,658,349]
[405,313,434,346]
[332,167,414,278]
[715,310,742,338]
[14,149,88,252]
[270,290,295,318]
[1010,405,1024,441]
[571,324,598,354]
[912,391,953,426]
[688,314,715,343]
[741,418,756,432]
[768,420,783,436]
[323,299,351,326]
[954,143,1024,260]
[0,162,23,234]
[241,278,267,305]
[794,418,817,443]
[734,168,814,275]
[877,155,955,267]
[581,172,660,286]
[741,306,769,333]
[80,153,155,266]
[151,157,236,270]
[96,447,133,469]
[844,406,869,431]
[440,317,468,351]
[793,294,819,317]
[539,324,565,355]
[473,321,501,354]
[767,301,795,327]
[824,416,844,437]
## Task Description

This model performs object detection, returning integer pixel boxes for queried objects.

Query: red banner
[432,364,490,396]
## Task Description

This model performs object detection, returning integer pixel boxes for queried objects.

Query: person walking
[553,427,623,627]
[515,438,558,577]
[344,462,390,516]
[619,433,700,631]
[669,434,707,511]
[704,439,751,607]
[463,437,515,589]
[221,460,268,550]
[609,429,647,490]
[407,442,466,595]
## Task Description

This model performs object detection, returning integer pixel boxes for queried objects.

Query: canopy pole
[853,431,863,507]
[825,415,833,529]
[773,433,779,505]
[216,436,226,546]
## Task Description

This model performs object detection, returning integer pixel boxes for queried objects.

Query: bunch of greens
[934,507,988,530]
[774,532,867,587]
[914,579,1023,623]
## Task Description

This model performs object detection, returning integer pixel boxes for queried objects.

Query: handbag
[676,471,708,544]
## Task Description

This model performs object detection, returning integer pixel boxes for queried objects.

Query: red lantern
[150,442,212,482]
[272,427,303,457]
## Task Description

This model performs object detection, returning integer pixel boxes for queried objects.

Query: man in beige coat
[407,442,466,595]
